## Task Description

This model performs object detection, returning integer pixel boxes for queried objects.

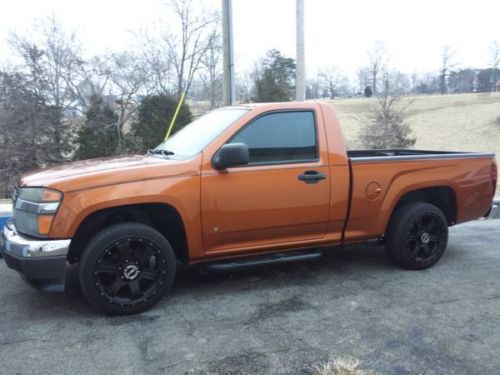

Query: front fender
[49,174,203,258]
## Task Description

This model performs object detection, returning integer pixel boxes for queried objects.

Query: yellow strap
[164,91,187,140]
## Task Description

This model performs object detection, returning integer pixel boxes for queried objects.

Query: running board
[203,250,323,273]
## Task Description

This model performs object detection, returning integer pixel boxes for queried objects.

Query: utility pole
[295,0,305,101]
[222,0,235,105]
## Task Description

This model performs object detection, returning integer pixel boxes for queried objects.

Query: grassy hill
[330,92,500,195]
[329,92,500,154]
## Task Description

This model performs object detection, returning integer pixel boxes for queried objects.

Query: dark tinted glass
[231,111,317,163]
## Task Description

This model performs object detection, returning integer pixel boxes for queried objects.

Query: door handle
[297,170,327,184]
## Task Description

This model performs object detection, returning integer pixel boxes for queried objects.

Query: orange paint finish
[319,103,350,241]
[199,103,336,257]
[345,157,494,242]
[15,102,496,264]
[22,154,206,260]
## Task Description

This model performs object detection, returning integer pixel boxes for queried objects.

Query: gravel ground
[0,220,499,374]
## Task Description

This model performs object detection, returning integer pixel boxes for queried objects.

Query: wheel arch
[67,203,189,265]
[386,186,457,234]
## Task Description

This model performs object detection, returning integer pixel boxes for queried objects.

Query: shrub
[364,86,373,98]
[76,95,119,160]
[359,110,416,149]
[131,94,192,152]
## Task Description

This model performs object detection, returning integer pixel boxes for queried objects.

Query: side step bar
[204,250,323,273]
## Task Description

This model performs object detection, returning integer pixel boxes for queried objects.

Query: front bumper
[0,220,71,292]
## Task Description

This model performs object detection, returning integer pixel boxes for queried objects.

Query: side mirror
[212,143,249,170]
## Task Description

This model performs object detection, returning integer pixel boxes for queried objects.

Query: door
[201,110,330,254]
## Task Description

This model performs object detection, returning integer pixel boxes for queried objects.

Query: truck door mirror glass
[212,143,249,170]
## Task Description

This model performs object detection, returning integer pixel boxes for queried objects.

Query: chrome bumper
[1,220,71,258]
[0,220,71,292]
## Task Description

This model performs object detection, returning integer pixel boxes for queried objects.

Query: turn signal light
[37,215,55,236]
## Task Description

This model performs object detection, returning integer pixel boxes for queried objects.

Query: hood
[18,154,199,191]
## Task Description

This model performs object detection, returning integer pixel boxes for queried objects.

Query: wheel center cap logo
[420,232,430,244]
[123,265,140,280]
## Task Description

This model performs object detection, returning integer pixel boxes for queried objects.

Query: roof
[221,101,329,111]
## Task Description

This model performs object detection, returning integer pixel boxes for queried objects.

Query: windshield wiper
[147,149,175,156]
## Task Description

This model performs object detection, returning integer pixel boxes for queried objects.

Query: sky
[0,0,499,80]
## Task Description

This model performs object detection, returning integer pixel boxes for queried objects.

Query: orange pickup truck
[1,102,497,314]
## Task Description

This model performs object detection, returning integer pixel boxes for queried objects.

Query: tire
[386,202,448,270]
[79,223,176,315]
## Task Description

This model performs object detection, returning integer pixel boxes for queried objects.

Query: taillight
[492,160,498,192]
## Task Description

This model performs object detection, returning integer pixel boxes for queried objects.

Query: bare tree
[201,29,222,108]
[68,55,112,109]
[414,72,441,94]
[490,40,500,92]
[359,70,416,149]
[0,71,56,195]
[356,67,370,95]
[235,70,254,103]
[135,28,174,95]
[318,66,349,99]
[106,53,155,153]
[166,0,219,97]
[9,16,82,162]
[306,78,321,99]
[136,0,218,98]
[366,41,388,94]
[410,71,419,93]
[439,46,457,94]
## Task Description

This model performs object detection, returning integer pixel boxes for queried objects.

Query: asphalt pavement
[1,220,499,374]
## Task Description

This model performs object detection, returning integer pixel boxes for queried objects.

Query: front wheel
[386,202,448,270]
[79,223,176,315]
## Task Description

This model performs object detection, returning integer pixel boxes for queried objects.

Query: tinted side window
[230,111,317,163]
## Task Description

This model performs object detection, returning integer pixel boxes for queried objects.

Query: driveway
[0,220,499,374]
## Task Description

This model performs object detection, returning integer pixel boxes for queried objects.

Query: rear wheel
[386,202,448,270]
[79,223,176,315]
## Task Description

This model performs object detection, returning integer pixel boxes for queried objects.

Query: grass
[312,358,380,375]
[329,92,500,153]
[328,92,500,195]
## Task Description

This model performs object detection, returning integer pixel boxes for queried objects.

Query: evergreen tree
[76,95,118,160]
[131,94,192,152]
[254,49,296,102]
[359,77,416,149]
[364,86,373,97]
[476,68,500,92]
[359,111,416,149]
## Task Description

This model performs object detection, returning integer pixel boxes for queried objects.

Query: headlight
[13,187,63,238]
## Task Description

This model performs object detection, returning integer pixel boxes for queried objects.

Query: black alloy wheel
[405,211,447,263]
[94,237,167,305]
[80,223,176,315]
[386,202,449,270]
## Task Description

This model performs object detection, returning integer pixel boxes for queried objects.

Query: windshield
[154,107,250,158]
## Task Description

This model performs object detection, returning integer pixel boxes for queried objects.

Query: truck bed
[343,148,496,242]
[347,149,494,161]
